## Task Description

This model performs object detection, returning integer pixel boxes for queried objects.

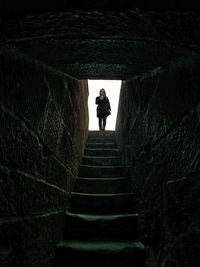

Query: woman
[95,88,111,131]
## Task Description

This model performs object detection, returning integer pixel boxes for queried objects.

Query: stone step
[78,164,125,178]
[55,240,145,266]
[71,192,135,214]
[84,148,119,157]
[81,156,121,166]
[74,177,130,194]
[87,130,116,138]
[86,137,117,144]
[86,142,117,149]
[64,211,139,240]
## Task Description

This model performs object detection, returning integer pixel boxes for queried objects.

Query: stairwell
[55,131,145,266]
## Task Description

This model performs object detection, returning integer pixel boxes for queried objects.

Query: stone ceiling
[1,7,200,79]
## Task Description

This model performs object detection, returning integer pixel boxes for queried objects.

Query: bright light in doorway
[88,80,122,130]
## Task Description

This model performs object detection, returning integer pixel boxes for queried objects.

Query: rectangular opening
[88,79,122,130]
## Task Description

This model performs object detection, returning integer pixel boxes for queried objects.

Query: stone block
[0,167,69,217]
[0,211,65,267]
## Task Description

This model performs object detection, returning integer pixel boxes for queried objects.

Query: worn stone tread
[82,156,121,159]
[84,148,119,156]
[65,210,139,221]
[71,192,134,197]
[79,164,124,168]
[71,192,135,214]
[74,177,130,194]
[57,240,145,253]
[75,177,128,181]
[81,155,121,166]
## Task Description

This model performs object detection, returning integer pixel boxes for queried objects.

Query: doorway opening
[88,80,122,130]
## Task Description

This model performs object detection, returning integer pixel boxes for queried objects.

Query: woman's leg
[98,117,103,130]
[102,115,107,130]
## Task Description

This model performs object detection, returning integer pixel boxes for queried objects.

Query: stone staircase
[55,131,145,266]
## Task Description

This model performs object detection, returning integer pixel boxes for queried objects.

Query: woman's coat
[96,96,111,117]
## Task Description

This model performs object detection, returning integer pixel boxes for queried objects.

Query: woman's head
[99,88,106,96]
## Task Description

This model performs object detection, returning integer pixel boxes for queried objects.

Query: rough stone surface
[1,10,200,78]
[116,56,200,267]
[0,211,66,267]
[1,6,200,267]
[0,49,89,267]
[164,172,200,267]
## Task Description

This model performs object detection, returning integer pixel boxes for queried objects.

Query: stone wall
[116,55,200,267]
[0,48,89,267]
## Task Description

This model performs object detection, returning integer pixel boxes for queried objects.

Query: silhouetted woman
[95,88,111,131]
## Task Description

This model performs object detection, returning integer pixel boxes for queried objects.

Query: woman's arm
[95,97,99,105]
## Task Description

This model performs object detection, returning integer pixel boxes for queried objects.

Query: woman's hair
[99,88,107,97]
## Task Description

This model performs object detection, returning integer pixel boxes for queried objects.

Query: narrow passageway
[55,130,145,266]
[1,5,200,267]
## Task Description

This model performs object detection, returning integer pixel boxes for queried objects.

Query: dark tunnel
[0,2,200,267]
